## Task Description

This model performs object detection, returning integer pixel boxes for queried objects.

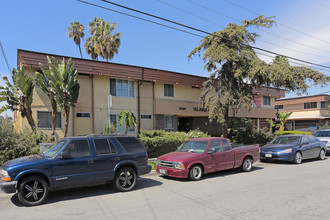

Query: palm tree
[35,60,59,137]
[47,57,80,137]
[119,110,137,134]
[276,112,293,131]
[84,18,122,62]
[67,21,85,58]
[0,66,36,133]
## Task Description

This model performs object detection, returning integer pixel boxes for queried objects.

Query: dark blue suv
[0,135,151,206]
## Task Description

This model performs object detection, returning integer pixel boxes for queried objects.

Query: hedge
[275,131,312,136]
[139,130,209,158]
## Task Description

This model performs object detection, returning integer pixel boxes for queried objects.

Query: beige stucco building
[14,50,285,137]
[275,95,330,130]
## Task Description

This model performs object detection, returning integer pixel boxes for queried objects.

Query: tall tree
[188,15,330,137]
[118,110,137,134]
[84,18,122,62]
[67,21,85,58]
[46,57,80,137]
[35,61,59,137]
[0,66,36,133]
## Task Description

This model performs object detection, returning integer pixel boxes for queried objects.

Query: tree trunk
[125,126,128,135]
[51,107,57,137]
[222,106,230,138]
[25,109,36,134]
[64,108,70,137]
[78,44,83,59]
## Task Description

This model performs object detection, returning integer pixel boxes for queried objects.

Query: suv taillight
[146,153,149,161]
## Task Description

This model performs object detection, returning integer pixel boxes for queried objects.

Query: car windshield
[177,140,209,154]
[43,140,67,158]
[315,131,330,137]
[270,136,301,145]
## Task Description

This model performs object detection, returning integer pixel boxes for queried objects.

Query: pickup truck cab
[155,137,259,181]
[0,135,151,206]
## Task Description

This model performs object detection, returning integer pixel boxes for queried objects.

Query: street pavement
[1,157,330,220]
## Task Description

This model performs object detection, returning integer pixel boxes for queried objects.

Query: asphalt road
[1,157,330,220]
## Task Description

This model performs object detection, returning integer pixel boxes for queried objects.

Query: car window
[271,136,301,145]
[63,140,91,157]
[308,136,318,143]
[94,139,111,155]
[210,140,223,152]
[221,139,231,151]
[116,137,145,153]
[301,136,309,144]
[177,140,209,153]
[315,131,330,137]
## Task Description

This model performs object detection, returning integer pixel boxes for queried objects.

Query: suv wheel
[18,175,49,206]
[115,167,137,192]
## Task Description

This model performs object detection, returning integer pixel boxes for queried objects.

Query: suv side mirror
[61,151,71,159]
[208,148,216,154]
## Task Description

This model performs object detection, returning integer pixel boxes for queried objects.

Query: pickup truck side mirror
[61,151,71,159]
[208,148,216,154]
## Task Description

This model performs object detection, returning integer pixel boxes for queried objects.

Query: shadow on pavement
[260,157,327,165]
[10,176,162,207]
[161,166,264,182]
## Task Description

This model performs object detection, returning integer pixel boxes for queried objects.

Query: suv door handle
[88,159,94,164]
[114,157,120,161]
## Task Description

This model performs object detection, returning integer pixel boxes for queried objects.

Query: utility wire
[0,41,11,76]
[188,0,330,54]
[159,0,329,60]
[77,0,330,69]
[97,0,330,69]
[223,0,330,46]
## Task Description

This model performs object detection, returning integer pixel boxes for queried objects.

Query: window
[94,139,117,155]
[275,105,283,110]
[221,139,231,151]
[301,136,309,144]
[210,140,223,152]
[141,114,152,120]
[37,111,62,129]
[110,114,135,133]
[164,84,174,97]
[165,116,174,129]
[110,79,134,97]
[63,140,90,157]
[263,96,271,106]
[76,112,91,118]
[116,137,145,153]
[304,102,317,109]
[321,101,326,109]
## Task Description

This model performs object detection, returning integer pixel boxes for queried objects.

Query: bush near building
[275,131,312,136]
[0,117,51,165]
[139,130,209,158]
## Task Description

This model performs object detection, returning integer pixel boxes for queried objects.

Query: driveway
[1,158,330,220]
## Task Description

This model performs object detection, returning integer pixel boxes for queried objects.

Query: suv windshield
[177,140,209,153]
[315,131,330,137]
[43,140,67,158]
[270,136,301,145]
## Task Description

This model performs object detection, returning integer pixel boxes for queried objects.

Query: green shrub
[139,129,209,158]
[275,130,312,136]
[0,117,52,165]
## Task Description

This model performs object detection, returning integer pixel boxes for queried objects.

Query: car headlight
[174,162,185,170]
[280,149,292,154]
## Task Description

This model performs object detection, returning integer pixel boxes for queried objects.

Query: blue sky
[1,0,330,116]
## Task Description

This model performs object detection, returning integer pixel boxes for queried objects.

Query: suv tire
[18,175,49,206]
[115,167,137,192]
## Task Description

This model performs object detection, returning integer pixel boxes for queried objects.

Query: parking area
[1,158,330,220]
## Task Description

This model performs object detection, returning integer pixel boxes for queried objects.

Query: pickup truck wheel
[17,175,49,206]
[115,167,137,192]
[189,165,203,181]
[318,149,326,160]
[242,158,253,172]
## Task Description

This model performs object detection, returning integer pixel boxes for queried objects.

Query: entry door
[52,139,94,187]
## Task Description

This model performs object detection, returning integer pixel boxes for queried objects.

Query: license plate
[159,169,168,175]
[265,154,272,158]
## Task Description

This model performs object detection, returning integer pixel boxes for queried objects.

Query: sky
[1,0,330,116]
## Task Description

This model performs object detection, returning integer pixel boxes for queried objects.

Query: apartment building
[14,49,285,137]
[275,95,330,130]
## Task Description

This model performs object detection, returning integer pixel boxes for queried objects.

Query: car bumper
[0,179,17,194]
[260,152,295,162]
[155,166,189,178]
[138,165,152,176]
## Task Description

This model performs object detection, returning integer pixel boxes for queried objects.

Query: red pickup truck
[155,137,259,180]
